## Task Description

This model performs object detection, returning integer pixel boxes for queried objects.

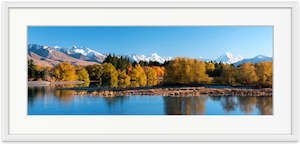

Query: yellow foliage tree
[219,64,237,85]
[255,61,272,87]
[101,63,119,87]
[118,70,131,88]
[206,62,215,75]
[144,67,158,86]
[164,57,212,84]
[152,66,165,77]
[76,67,90,82]
[237,62,258,86]
[53,62,77,81]
[129,64,147,87]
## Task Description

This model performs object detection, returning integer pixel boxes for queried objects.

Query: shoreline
[60,86,272,97]
[28,81,85,86]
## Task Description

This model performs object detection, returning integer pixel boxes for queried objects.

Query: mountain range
[28,44,106,67]
[28,44,272,67]
[200,52,272,66]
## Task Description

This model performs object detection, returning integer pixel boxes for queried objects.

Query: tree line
[164,57,272,87]
[28,55,272,88]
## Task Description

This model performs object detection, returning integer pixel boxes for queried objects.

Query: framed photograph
[1,1,299,141]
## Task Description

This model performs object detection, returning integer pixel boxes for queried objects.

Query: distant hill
[28,44,272,67]
[28,44,105,67]
[200,52,272,65]
[233,55,272,66]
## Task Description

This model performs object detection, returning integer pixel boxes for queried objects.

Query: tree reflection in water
[28,84,273,115]
[238,97,257,114]
[256,97,273,115]
[28,86,52,106]
[102,96,127,107]
[54,90,76,103]
[163,96,208,115]
[164,96,272,115]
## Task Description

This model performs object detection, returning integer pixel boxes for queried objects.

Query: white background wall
[0,0,299,143]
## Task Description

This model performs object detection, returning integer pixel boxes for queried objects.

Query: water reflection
[54,90,76,102]
[163,96,208,115]
[28,85,273,115]
[256,97,273,115]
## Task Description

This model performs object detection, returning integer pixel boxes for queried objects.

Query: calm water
[28,84,272,115]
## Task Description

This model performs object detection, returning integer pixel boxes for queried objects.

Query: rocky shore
[60,86,272,97]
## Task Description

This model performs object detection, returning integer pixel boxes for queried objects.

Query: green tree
[85,64,103,81]
[103,54,131,71]
[28,59,36,80]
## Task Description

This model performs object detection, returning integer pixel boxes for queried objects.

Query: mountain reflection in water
[28,84,272,115]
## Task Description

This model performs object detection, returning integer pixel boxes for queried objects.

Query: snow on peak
[254,55,267,59]
[225,52,234,58]
[42,46,49,49]
[74,48,87,55]
[53,45,60,49]
[131,53,172,63]
[233,55,272,66]
[215,52,244,64]
[28,44,106,61]
[68,45,105,58]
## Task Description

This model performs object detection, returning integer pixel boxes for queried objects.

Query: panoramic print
[28,26,273,115]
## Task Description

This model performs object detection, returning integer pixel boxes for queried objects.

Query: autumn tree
[236,62,258,86]
[101,63,119,87]
[152,66,165,77]
[118,70,131,88]
[218,64,237,85]
[85,64,103,81]
[76,67,90,82]
[255,61,272,87]
[43,67,53,81]
[129,64,147,87]
[53,62,77,81]
[144,67,158,86]
[206,62,215,76]
[164,57,212,84]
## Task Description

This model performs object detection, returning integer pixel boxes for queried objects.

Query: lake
[28,83,272,115]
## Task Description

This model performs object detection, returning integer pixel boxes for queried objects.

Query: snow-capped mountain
[214,52,244,64]
[130,53,172,64]
[28,44,272,67]
[28,44,52,58]
[28,44,106,66]
[199,52,244,64]
[60,46,106,62]
[198,52,272,65]
[233,55,272,66]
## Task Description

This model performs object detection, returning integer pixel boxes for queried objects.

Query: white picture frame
[1,1,299,142]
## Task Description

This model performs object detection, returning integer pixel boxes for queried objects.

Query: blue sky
[28,26,273,58]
